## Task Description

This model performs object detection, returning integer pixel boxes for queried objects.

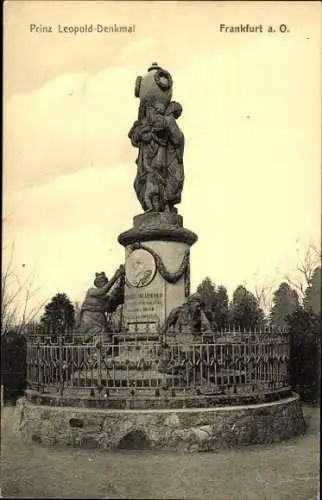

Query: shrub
[1,331,27,404]
[287,307,321,403]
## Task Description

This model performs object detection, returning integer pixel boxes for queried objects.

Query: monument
[14,64,305,452]
[119,62,197,334]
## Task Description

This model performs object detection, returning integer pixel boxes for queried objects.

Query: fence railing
[26,324,289,336]
[26,331,290,399]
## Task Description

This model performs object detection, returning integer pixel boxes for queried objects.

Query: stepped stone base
[14,393,305,452]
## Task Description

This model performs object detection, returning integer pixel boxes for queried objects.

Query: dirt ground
[0,404,319,499]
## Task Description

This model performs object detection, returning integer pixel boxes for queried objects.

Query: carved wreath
[154,69,173,91]
[129,242,190,297]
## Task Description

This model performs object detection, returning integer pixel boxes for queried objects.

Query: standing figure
[79,266,124,341]
[128,63,185,214]
[129,101,168,212]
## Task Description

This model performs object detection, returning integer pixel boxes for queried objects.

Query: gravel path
[1,404,319,499]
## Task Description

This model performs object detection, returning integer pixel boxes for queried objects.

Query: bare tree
[1,242,48,335]
[254,282,275,316]
[251,268,277,316]
[284,243,321,300]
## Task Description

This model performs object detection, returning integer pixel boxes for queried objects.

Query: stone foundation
[23,387,294,409]
[14,393,305,452]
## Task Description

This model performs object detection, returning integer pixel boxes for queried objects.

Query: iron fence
[25,331,290,399]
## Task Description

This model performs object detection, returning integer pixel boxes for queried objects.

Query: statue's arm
[103,280,124,312]
[129,121,151,147]
[128,121,141,147]
[160,307,181,335]
[89,283,111,297]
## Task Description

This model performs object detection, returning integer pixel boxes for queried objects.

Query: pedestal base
[14,393,306,451]
[118,212,198,332]
[118,212,198,247]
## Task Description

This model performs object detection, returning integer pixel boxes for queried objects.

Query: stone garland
[129,242,190,296]
[184,260,190,298]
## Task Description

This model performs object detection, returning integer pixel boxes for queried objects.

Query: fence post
[36,342,43,393]
[97,333,102,390]
[58,336,64,397]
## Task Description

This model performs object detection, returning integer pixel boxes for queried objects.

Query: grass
[1,404,319,499]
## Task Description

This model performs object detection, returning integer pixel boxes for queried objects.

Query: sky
[3,1,321,319]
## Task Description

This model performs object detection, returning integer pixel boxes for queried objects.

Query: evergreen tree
[270,282,299,328]
[196,278,229,330]
[197,277,216,324]
[40,293,75,334]
[229,285,264,330]
[287,306,320,402]
[303,267,321,316]
[213,285,229,330]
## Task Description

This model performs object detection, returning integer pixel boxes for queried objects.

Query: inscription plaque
[124,286,165,330]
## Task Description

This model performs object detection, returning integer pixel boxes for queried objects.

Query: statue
[159,293,212,337]
[79,266,124,340]
[158,294,212,377]
[128,63,184,214]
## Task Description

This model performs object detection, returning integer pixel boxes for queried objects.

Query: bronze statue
[159,293,212,336]
[129,63,184,214]
[79,266,124,340]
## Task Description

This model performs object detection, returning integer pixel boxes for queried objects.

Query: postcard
[2,1,320,499]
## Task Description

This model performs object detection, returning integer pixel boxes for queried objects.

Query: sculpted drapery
[128,64,185,214]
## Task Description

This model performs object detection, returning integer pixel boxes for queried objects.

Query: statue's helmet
[94,272,108,287]
[134,62,173,107]
[187,292,203,305]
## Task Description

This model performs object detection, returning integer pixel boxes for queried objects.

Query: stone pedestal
[15,393,306,451]
[118,213,198,333]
